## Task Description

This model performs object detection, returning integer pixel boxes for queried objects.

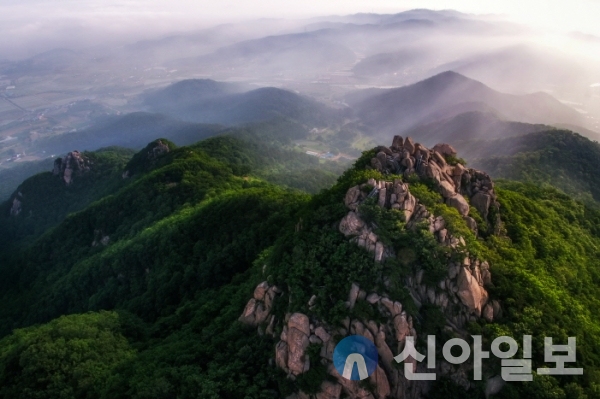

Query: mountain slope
[142,80,342,128]
[0,158,54,202]
[0,146,136,248]
[433,44,597,96]
[0,134,599,398]
[403,110,552,147]
[468,129,600,205]
[349,71,585,137]
[33,112,224,155]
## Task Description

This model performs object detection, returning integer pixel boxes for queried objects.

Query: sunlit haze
[1,0,600,58]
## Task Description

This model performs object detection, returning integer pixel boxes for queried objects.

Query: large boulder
[439,180,456,199]
[376,152,388,168]
[288,313,310,336]
[456,266,488,316]
[391,135,404,150]
[339,211,365,236]
[432,143,457,156]
[344,186,362,210]
[424,161,443,183]
[369,365,391,399]
[471,191,492,219]
[446,194,470,216]
[393,312,410,342]
[401,193,417,221]
[316,381,343,399]
[287,327,310,375]
[253,281,269,301]
[348,283,360,309]
[276,341,289,370]
[239,298,258,324]
[404,137,416,155]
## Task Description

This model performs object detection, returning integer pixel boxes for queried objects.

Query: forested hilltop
[0,132,599,399]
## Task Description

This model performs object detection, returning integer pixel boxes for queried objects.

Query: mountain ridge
[350,71,585,137]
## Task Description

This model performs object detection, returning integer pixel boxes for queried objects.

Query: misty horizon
[2,2,600,177]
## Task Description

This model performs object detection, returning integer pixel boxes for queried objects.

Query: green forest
[1,130,600,398]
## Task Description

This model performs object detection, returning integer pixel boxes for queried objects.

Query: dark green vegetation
[0,132,599,398]
[471,130,600,206]
[0,147,135,248]
[0,158,54,201]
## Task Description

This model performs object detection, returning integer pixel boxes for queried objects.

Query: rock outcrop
[91,229,111,247]
[9,192,22,216]
[239,137,503,399]
[239,281,281,327]
[53,151,90,185]
[368,136,500,230]
[148,139,170,160]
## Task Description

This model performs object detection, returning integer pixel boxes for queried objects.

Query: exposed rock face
[446,193,470,216]
[91,229,111,247]
[456,265,488,316]
[148,139,170,160]
[239,281,281,326]
[286,313,311,375]
[472,191,492,219]
[240,137,503,399]
[432,143,457,157]
[53,151,90,185]
[369,136,500,231]
[9,192,23,216]
[339,211,366,237]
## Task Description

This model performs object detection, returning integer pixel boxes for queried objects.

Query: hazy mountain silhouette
[142,79,343,126]
[349,71,584,137]
[403,111,552,147]
[173,32,355,75]
[432,44,596,95]
[34,112,223,155]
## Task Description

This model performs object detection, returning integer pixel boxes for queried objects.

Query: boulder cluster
[239,281,282,333]
[241,281,404,399]
[239,137,504,399]
[369,137,499,229]
[339,176,499,322]
[52,150,90,185]
[240,278,502,399]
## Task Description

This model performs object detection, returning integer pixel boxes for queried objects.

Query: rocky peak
[52,150,90,185]
[148,139,170,160]
[122,139,172,178]
[371,136,500,232]
[239,137,503,399]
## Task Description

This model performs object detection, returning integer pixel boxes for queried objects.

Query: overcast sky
[1,0,599,59]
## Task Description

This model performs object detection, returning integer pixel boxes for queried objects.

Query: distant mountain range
[431,44,597,96]
[349,71,586,137]
[141,79,344,127]
[403,110,553,147]
[172,32,355,76]
[33,112,223,155]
